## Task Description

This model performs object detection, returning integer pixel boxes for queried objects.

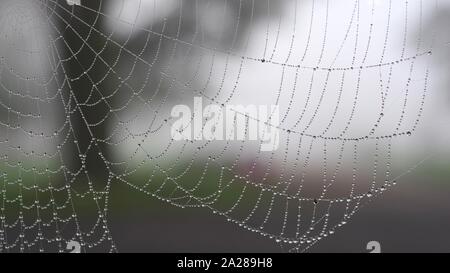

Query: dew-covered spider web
[0,0,437,253]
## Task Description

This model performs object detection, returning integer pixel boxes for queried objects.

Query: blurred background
[0,0,449,252]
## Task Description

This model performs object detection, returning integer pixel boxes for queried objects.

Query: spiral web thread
[0,0,436,252]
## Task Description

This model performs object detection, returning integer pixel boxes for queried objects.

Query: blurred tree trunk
[57,0,111,187]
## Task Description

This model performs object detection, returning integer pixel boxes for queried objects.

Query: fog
[0,0,449,252]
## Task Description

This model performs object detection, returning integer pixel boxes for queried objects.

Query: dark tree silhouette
[55,0,111,187]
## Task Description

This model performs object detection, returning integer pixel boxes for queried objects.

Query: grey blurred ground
[109,163,450,253]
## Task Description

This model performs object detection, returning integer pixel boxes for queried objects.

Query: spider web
[0,0,436,253]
